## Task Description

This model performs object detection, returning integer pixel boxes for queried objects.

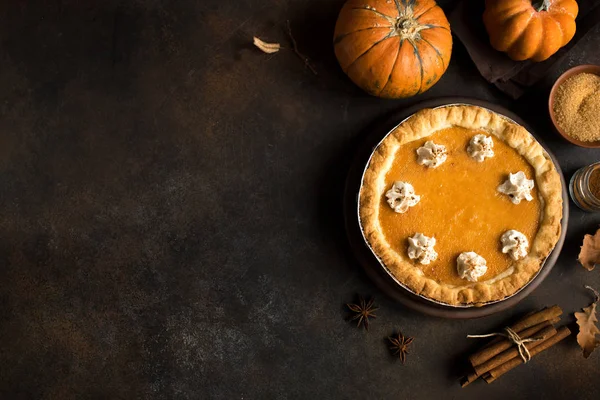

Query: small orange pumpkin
[333,0,452,98]
[483,0,578,62]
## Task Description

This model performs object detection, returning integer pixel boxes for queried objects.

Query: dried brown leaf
[253,37,280,54]
[578,227,600,271]
[574,286,600,358]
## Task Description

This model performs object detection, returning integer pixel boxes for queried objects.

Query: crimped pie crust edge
[358,105,563,306]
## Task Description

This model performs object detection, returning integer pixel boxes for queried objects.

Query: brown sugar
[553,73,600,142]
[590,168,600,199]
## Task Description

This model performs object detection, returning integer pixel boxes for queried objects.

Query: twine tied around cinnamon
[467,327,542,363]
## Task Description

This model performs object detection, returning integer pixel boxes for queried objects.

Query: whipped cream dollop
[457,252,488,282]
[407,233,438,265]
[467,134,494,162]
[497,171,534,204]
[416,141,447,168]
[385,181,420,213]
[501,230,529,260]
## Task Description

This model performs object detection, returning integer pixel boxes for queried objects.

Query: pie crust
[359,105,562,306]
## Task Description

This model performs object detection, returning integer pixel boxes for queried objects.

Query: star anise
[388,332,413,364]
[346,295,378,330]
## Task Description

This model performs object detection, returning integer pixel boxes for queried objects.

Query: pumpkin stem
[394,17,422,40]
[532,0,551,12]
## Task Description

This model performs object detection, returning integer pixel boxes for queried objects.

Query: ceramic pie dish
[345,100,567,315]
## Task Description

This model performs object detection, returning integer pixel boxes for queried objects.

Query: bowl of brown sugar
[549,64,600,148]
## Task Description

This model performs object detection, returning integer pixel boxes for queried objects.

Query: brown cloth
[450,0,600,98]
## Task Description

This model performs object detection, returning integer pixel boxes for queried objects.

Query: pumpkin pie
[359,105,562,306]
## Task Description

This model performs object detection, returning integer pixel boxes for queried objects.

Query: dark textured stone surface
[0,1,599,399]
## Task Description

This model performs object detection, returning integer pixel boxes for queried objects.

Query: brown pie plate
[344,97,568,318]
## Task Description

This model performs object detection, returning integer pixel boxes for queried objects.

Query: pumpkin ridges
[334,9,393,38]
[483,6,533,51]
[413,0,437,15]
[420,36,446,71]
[416,6,450,29]
[508,15,543,61]
[423,24,450,31]
[409,40,425,94]
[532,14,562,61]
[494,4,530,21]
[414,3,436,19]
[550,13,576,45]
[483,0,578,62]
[380,40,422,98]
[486,10,532,51]
[335,0,451,98]
[550,0,578,17]
[420,28,451,59]
[393,0,403,16]
[335,28,394,70]
[348,36,401,96]
[530,16,551,61]
[413,37,446,92]
[351,6,396,20]
[335,27,391,45]
[378,39,403,96]
[342,32,395,72]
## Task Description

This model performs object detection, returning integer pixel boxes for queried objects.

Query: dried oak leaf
[253,37,280,54]
[574,286,600,358]
[578,228,600,271]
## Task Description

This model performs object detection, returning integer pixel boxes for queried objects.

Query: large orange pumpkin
[333,0,452,98]
[483,0,578,62]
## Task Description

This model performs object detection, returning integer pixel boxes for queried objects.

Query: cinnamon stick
[473,325,556,376]
[468,307,562,366]
[460,374,477,388]
[470,318,559,366]
[477,307,563,350]
[461,323,557,387]
[509,306,563,333]
[483,326,571,383]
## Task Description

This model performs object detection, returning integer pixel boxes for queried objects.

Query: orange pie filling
[379,126,541,287]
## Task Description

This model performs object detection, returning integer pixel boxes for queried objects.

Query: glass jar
[570,161,600,212]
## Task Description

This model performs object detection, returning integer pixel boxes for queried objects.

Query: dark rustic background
[1,1,599,399]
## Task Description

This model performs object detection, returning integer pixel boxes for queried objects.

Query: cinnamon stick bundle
[461,318,560,386]
[468,306,562,366]
[469,318,559,368]
[473,325,556,377]
[460,306,570,387]
[483,326,571,383]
